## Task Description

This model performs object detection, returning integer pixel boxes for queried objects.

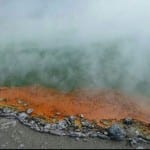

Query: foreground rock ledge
[0,106,149,147]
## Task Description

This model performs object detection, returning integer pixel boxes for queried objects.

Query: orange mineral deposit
[0,86,150,124]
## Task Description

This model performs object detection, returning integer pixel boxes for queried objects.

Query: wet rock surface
[0,107,149,149]
[108,124,126,141]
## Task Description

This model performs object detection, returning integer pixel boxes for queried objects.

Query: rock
[26,108,33,114]
[104,131,108,135]
[124,117,133,125]
[97,132,110,140]
[23,103,28,106]
[64,118,72,126]
[49,129,66,136]
[17,112,29,121]
[83,138,88,142]
[136,146,144,149]
[108,124,126,141]
[89,132,98,138]
[129,137,138,146]
[18,144,25,149]
[57,120,68,130]
[50,124,57,130]
[69,131,87,138]
[81,120,92,128]
[44,124,51,132]
[80,114,84,118]
[135,130,140,136]
[2,108,12,114]
[17,100,23,104]
[68,116,76,124]
[17,99,28,106]
[56,112,61,115]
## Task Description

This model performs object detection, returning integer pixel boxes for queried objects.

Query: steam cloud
[0,0,150,96]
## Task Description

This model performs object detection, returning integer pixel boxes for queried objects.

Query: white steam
[0,0,150,96]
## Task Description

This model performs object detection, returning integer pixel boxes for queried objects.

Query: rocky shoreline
[0,107,149,148]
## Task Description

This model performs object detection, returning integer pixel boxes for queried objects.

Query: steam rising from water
[0,0,150,96]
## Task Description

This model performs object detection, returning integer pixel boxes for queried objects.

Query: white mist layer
[0,0,150,96]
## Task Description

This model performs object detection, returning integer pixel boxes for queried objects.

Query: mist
[0,0,150,96]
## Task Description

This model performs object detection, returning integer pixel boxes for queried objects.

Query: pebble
[68,116,76,124]
[17,112,29,121]
[56,112,61,116]
[81,120,91,128]
[108,124,126,141]
[17,100,23,104]
[83,138,88,142]
[97,132,110,140]
[26,108,33,114]
[23,103,28,107]
[2,108,12,113]
[69,131,87,138]
[136,146,144,149]
[44,124,51,132]
[129,138,137,146]
[135,130,140,136]
[18,144,25,149]
[57,120,68,130]
[80,114,84,118]
[49,129,66,136]
[104,131,108,135]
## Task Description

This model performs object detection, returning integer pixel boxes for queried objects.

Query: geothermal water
[0,1,150,124]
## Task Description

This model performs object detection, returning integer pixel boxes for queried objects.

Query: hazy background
[0,0,150,96]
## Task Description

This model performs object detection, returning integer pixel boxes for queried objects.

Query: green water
[0,42,150,97]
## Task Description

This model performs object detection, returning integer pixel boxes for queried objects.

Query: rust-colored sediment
[0,86,150,124]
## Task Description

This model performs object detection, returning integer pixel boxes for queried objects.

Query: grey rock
[129,138,137,146]
[29,120,35,125]
[81,120,92,128]
[2,108,12,114]
[75,129,81,132]
[83,138,88,142]
[68,116,76,124]
[97,132,110,140]
[136,146,144,149]
[18,144,25,149]
[57,120,68,130]
[135,130,140,136]
[44,124,51,132]
[69,131,87,138]
[90,132,98,138]
[49,129,66,136]
[64,118,72,126]
[108,124,126,141]
[17,112,29,121]
[26,108,33,114]
[104,131,108,135]
[50,124,57,130]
